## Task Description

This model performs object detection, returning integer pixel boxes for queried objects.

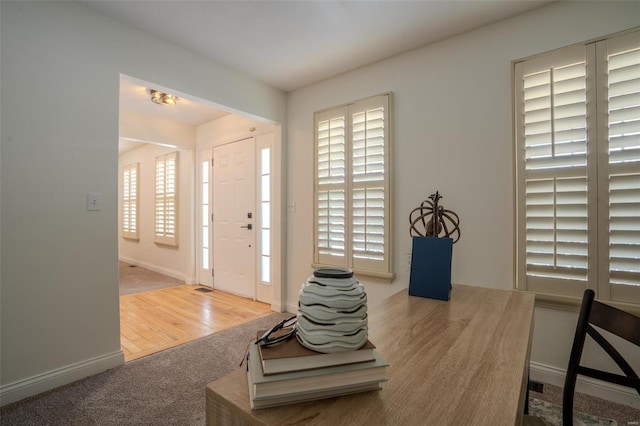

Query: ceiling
[105,0,554,152]
[85,0,554,93]
[119,76,230,126]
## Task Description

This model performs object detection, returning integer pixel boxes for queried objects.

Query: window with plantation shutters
[599,31,640,304]
[122,162,139,241]
[515,29,640,305]
[314,94,393,279]
[155,151,178,247]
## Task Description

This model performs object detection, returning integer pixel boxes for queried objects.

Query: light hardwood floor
[120,285,273,362]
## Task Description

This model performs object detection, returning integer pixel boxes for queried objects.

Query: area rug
[0,312,291,426]
[119,261,183,295]
[529,397,617,426]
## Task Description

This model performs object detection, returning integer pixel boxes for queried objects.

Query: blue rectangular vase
[409,236,453,301]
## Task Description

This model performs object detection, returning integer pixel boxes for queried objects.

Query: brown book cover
[256,329,375,375]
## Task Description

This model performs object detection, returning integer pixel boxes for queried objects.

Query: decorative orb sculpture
[409,191,461,243]
[296,267,368,353]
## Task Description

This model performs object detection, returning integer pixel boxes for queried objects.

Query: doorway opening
[117,74,283,361]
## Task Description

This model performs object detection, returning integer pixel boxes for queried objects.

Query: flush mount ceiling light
[150,89,177,106]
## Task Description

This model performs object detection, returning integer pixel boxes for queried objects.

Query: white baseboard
[285,301,298,314]
[0,350,124,407]
[119,256,186,283]
[530,361,640,409]
[270,301,284,313]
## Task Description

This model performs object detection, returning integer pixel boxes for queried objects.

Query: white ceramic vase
[296,267,368,353]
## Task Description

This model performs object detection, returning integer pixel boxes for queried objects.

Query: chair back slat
[563,289,640,425]
[590,300,640,346]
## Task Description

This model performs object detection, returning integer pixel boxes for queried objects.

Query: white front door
[213,138,256,298]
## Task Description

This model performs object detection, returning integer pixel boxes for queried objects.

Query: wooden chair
[563,289,640,425]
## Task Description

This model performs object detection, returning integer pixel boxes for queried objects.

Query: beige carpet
[0,312,291,425]
[119,261,183,296]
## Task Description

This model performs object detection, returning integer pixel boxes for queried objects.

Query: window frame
[154,151,179,247]
[259,145,272,285]
[122,162,139,241]
[200,155,210,272]
[312,93,394,280]
[513,29,640,309]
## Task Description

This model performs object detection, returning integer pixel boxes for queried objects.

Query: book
[247,342,388,399]
[257,329,376,375]
[247,369,382,409]
[409,236,453,301]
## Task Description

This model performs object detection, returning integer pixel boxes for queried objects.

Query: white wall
[197,114,277,149]
[0,0,285,404]
[118,144,195,283]
[285,0,640,405]
[119,111,277,285]
[120,109,197,150]
[118,110,196,282]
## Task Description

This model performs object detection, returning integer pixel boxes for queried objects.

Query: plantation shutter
[599,31,640,304]
[351,96,390,273]
[155,151,178,246]
[314,94,393,278]
[122,163,139,240]
[316,108,347,265]
[515,46,597,297]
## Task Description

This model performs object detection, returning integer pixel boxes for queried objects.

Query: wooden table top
[206,284,535,425]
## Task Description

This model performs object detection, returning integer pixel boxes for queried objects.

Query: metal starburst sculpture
[409,191,461,243]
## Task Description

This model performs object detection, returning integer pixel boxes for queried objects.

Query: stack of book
[246,329,388,409]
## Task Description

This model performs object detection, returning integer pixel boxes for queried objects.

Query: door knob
[240,224,253,230]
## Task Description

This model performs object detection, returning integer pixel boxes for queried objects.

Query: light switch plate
[87,193,101,211]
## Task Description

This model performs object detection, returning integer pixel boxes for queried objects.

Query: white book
[247,367,383,409]
[247,342,388,399]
